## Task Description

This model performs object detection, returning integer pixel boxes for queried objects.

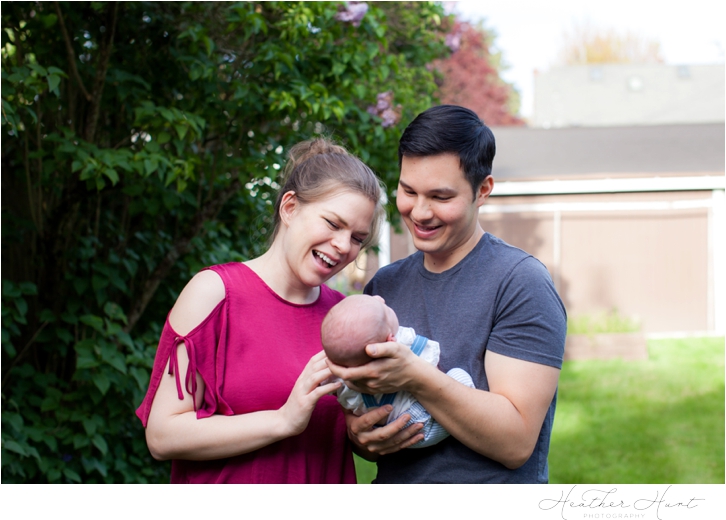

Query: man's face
[396,154,491,272]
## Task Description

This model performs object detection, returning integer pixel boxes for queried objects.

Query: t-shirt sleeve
[135,299,230,427]
[486,256,566,369]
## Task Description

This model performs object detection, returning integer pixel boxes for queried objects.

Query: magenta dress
[136,263,356,483]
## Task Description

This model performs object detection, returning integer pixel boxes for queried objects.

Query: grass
[567,308,641,335]
[354,454,377,484]
[550,336,725,483]
[354,336,725,484]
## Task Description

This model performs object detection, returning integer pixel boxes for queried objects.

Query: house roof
[531,64,724,128]
[491,123,725,182]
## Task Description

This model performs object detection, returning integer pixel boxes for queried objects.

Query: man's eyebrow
[399,180,457,196]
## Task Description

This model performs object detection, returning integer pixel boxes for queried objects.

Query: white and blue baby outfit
[336,326,474,448]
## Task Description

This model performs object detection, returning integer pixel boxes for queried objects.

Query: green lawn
[354,336,725,484]
[550,336,725,483]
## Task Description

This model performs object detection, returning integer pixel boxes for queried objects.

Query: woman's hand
[344,407,424,460]
[278,350,341,437]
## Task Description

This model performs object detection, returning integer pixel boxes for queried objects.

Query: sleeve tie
[167,336,199,412]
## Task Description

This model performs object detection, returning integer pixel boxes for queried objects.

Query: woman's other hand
[278,350,341,437]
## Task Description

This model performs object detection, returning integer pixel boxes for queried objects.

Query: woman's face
[280,189,376,288]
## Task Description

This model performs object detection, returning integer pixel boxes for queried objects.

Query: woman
[136,138,385,483]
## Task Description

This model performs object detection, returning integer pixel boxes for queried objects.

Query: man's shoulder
[479,233,531,262]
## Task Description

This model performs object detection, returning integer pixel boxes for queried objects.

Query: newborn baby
[321,294,474,448]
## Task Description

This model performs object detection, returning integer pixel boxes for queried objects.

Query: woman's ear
[279,191,298,226]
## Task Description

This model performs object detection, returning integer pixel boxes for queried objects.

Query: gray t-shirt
[364,233,566,483]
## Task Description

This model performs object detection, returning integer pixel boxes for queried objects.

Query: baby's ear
[386,333,396,342]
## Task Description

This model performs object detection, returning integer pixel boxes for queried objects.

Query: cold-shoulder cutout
[169,269,226,336]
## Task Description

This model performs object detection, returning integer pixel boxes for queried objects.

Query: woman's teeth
[315,251,338,267]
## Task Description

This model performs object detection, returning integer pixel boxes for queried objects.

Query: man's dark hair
[398,105,496,197]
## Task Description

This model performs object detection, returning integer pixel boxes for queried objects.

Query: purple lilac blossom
[334,2,368,27]
[446,31,462,53]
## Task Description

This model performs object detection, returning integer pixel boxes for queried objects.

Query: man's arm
[328,343,560,468]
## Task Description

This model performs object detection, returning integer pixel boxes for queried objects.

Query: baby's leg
[446,367,475,389]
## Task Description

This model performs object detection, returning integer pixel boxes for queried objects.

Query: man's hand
[327,340,422,395]
[344,407,424,460]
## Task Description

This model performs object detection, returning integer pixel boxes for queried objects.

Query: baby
[321,294,474,448]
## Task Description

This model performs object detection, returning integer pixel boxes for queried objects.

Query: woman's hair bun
[282,138,349,179]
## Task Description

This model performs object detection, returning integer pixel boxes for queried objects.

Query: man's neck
[422,227,485,274]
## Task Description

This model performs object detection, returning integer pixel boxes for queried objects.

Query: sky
[449,0,725,119]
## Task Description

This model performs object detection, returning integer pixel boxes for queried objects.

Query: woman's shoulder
[168,269,226,336]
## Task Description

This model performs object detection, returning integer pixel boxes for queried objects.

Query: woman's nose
[331,232,351,255]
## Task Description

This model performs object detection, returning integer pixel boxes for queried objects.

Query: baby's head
[321,294,399,367]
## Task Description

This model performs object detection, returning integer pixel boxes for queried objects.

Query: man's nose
[411,197,433,221]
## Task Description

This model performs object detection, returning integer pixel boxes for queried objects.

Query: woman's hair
[271,138,385,249]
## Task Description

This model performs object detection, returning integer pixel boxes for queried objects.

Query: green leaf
[93,370,111,395]
[14,298,28,317]
[103,302,127,323]
[47,74,61,94]
[143,159,155,176]
[2,440,27,456]
[73,278,88,295]
[4,412,24,432]
[82,418,98,436]
[28,63,47,77]
[175,124,188,140]
[103,168,119,185]
[2,337,17,357]
[80,315,105,333]
[2,281,21,298]
[43,435,58,452]
[40,395,59,412]
[42,14,59,28]
[39,309,55,322]
[91,274,108,292]
[101,344,127,374]
[130,366,150,390]
[92,434,108,456]
[18,281,37,294]
[63,468,82,483]
[56,328,74,344]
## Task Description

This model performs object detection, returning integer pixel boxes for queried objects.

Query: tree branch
[54,1,92,102]
[84,1,119,142]
[1,321,49,388]
[123,176,242,333]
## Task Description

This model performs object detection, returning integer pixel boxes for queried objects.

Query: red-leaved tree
[436,21,524,126]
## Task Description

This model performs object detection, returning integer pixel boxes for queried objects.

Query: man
[328,105,566,483]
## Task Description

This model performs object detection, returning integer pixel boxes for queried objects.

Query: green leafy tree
[1,1,449,483]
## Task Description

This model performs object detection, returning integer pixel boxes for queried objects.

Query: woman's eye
[352,236,364,245]
[324,218,339,229]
